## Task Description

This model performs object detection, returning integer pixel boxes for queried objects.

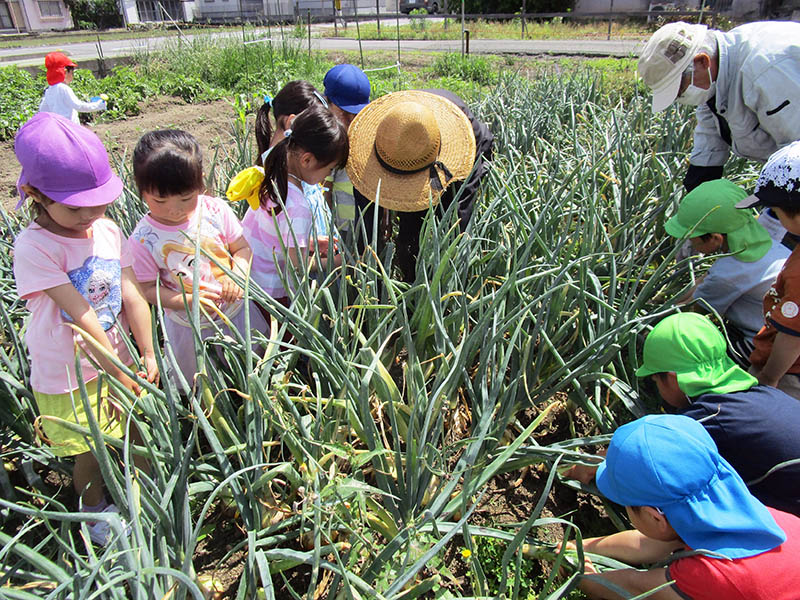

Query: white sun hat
[638,22,708,112]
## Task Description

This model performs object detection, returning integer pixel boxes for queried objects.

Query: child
[564,312,800,516]
[736,141,800,399]
[569,414,800,600]
[322,64,371,233]
[13,113,157,545]
[253,80,333,238]
[665,179,789,365]
[128,130,266,392]
[38,52,106,125]
[232,104,348,305]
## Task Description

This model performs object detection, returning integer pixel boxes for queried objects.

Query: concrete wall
[9,0,72,30]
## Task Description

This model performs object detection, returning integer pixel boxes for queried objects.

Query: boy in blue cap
[570,414,800,600]
[322,64,371,233]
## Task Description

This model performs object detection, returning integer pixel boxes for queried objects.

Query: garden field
[0,33,762,599]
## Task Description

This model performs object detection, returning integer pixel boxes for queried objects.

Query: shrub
[63,0,123,29]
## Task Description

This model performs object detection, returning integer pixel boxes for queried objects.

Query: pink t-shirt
[241,182,313,298]
[129,195,245,326]
[669,508,800,600]
[13,218,133,395]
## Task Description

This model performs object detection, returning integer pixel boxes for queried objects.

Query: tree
[63,0,123,29]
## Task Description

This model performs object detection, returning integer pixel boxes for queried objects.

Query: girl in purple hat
[13,112,158,546]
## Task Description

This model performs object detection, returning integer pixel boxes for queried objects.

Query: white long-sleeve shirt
[38,83,104,124]
[690,21,800,168]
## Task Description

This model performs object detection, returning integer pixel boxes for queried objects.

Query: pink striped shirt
[241,182,312,298]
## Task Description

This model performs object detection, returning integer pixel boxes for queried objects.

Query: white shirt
[694,239,790,339]
[38,83,105,124]
[690,21,800,168]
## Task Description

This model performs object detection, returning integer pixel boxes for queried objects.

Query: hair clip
[284,128,293,138]
[313,90,329,109]
[264,95,272,107]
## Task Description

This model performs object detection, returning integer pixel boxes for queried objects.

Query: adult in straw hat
[347,89,493,281]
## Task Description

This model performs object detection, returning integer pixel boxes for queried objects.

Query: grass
[0,34,727,598]
[325,17,656,41]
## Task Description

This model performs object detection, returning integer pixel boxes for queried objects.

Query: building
[0,0,73,31]
[119,0,197,24]
[194,0,396,23]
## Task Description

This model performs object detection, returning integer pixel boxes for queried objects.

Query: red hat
[45,52,77,85]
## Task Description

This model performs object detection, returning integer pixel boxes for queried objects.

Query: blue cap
[596,414,785,559]
[323,64,370,114]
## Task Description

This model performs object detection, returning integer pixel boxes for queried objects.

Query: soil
[0,97,239,212]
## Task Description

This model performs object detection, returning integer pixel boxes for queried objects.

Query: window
[38,1,63,17]
[0,1,14,28]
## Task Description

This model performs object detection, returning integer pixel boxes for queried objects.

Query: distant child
[568,414,800,600]
[128,130,266,392]
[39,52,106,125]
[665,179,789,365]
[736,141,800,399]
[322,64,371,233]
[231,104,348,305]
[13,113,157,545]
[252,80,333,238]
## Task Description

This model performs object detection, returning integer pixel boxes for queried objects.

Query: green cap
[664,179,771,263]
[635,313,757,397]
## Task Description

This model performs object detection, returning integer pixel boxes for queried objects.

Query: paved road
[1,26,644,67]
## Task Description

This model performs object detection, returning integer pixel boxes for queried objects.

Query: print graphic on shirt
[160,238,230,297]
[63,256,122,331]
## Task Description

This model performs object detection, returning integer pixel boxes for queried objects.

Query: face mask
[676,64,716,106]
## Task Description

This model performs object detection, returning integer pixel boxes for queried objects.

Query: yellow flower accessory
[226,166,265,210]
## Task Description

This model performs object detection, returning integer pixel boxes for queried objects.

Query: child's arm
[754,330,800,387]
[217,235,251,304]
[62,84,105,113]
[579,566,682,600]
[44,282,138,394]
[287,239,342,275]
[121,267,159,385]
[138,280,220,313]
[582,530,682,565]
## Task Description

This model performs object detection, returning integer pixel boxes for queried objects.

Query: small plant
[410,8,427,33]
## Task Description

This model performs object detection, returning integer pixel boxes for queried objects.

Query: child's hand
[138,352,160,386]
[218,275,243,305]
[561,463,600,484]
[313,236,338,259]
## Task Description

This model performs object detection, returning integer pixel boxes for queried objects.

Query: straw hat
[346,90,476,212]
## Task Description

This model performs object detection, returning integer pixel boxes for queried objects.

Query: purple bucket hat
[14,112,123,209]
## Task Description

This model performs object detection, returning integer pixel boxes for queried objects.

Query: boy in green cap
[565,312,800,516]
[665,179,789,366]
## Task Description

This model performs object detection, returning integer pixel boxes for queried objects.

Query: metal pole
[522,0,526,39]
[606,0,614,40]
[395,0,401,66]
[355,0,364,68]
[307,8,312,58]
[376,0,380,36]
[465,28,469,54]
[460,0,464,57]
[333,0,337,35]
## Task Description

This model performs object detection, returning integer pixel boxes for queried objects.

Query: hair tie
[284,128,293,138]
[264,95,272,107]
[226,166,273,211]
[313,90,329,109]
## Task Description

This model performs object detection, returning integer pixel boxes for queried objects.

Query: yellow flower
[226,166,265,210]
[461,548,472,559]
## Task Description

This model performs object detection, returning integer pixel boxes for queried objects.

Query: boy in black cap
[736,141,800,399]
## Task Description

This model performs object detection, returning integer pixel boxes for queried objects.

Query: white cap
[638,22,708,112]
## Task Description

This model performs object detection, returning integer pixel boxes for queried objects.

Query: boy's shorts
[34,378,123,457]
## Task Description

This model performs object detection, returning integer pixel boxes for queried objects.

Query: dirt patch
[0,97,238,212]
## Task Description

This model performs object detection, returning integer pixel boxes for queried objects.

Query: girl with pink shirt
[12,113,157,546]
[128,129,266,392]
[230,103,348,305]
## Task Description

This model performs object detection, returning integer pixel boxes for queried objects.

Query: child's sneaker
[87,504,126,546]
